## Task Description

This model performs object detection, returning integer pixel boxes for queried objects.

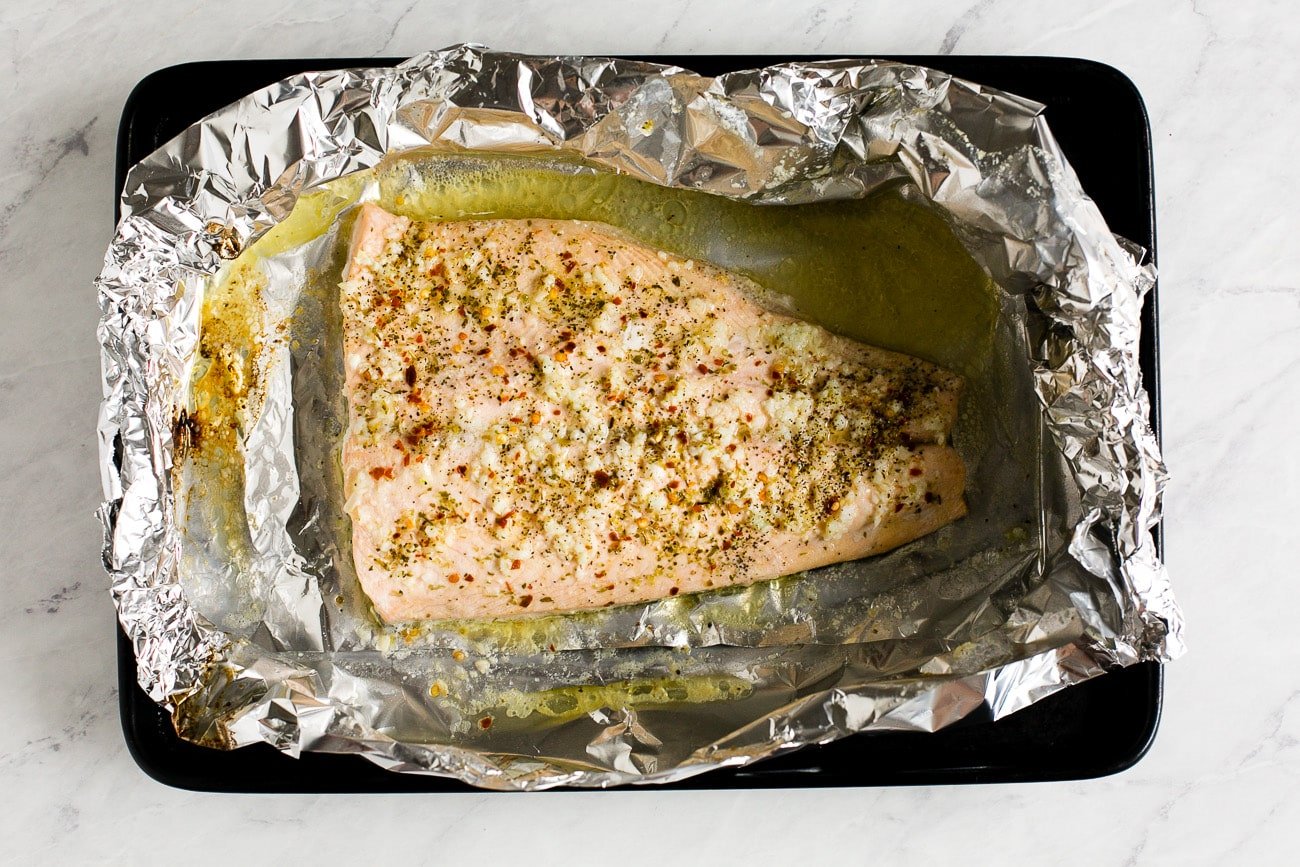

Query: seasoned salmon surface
[341,204,966,623]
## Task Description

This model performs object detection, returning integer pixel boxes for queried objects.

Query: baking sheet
[96,49,1185,795]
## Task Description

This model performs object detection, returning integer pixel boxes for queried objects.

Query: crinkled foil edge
[97,45,1182,790]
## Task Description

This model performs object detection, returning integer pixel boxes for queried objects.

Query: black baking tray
[115,55,1163,792]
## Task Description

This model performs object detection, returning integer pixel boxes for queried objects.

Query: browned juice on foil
[186,151,1002,713]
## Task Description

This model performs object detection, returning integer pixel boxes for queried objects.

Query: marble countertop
[3,0,1296,862]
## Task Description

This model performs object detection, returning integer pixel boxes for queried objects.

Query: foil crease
[97,45,1182,789]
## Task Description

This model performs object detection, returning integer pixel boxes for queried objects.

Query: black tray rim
[113,53,1163,793]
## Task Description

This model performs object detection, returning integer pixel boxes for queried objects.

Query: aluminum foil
[97,45,1183,789]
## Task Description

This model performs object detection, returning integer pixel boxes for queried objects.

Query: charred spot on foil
[172,409,201,455]
[203,220,244,259]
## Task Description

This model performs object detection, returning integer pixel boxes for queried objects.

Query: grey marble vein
[938,0,999,55]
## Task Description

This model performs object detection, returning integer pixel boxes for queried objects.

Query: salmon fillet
[341,203,966,623]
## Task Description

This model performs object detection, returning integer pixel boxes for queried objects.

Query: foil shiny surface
[97,46,1182,789]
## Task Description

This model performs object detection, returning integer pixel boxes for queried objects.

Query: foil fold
[97,45,1182,789]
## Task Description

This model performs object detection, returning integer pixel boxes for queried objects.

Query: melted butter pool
[204,150,1003,711]
[371,151,998,374]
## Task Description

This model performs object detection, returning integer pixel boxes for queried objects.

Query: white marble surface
[1,0,1296,862]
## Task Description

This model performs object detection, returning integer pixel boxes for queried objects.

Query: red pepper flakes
[368,466,394,480]
[478,716,493,730]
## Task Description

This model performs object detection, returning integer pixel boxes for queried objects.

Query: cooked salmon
[340,203,966,623]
